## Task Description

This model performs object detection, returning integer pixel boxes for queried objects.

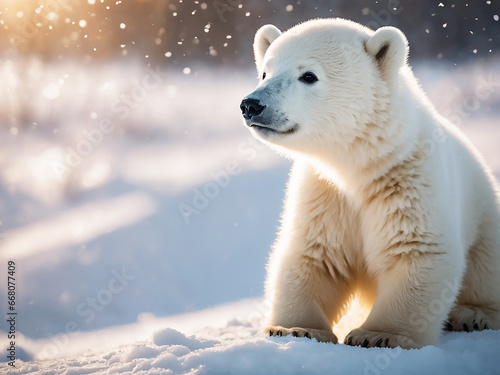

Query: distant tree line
[3,0,499,67]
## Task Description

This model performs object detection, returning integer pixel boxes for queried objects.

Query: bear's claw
[446,305,492,332]
[266,326,337,343]
[344,328,418,349]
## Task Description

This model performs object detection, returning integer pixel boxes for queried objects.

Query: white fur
[242,18,500,349]
[254,24,282,73]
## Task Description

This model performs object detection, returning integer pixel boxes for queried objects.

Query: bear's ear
[365,26,408,81]
[253,24,282,72]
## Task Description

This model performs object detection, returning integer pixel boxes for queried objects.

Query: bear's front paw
[266,326,338,343]
[445,305,492,332]
[344,328,418,349]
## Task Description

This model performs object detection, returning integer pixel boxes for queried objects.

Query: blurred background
[3,0,500,64]
[0,0,499,360]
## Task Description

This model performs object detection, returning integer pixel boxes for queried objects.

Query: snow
[1,58,500,374]
[7,301,500,374]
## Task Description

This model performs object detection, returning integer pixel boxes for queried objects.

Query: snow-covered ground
[9,298,500,375]
[1,58,499,374]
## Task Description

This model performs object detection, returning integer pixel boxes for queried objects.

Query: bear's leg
[265,252,351,343]
[344,252,460,349]
[447,215,500,332]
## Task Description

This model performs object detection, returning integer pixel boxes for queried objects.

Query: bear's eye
[262,72,266,80]
[299,72,318,84]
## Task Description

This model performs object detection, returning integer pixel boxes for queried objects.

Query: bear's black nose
[240,98,265,120]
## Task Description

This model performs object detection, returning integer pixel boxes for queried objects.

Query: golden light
[332,296,371,343]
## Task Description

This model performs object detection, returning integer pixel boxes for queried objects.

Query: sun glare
[332,296,371,343]
[1,1,64,44]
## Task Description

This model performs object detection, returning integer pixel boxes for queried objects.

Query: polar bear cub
[240,18,500,349]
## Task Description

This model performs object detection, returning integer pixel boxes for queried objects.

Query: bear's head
[240,19,409,160]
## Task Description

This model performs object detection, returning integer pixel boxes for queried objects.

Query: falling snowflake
[43,82,61,100]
